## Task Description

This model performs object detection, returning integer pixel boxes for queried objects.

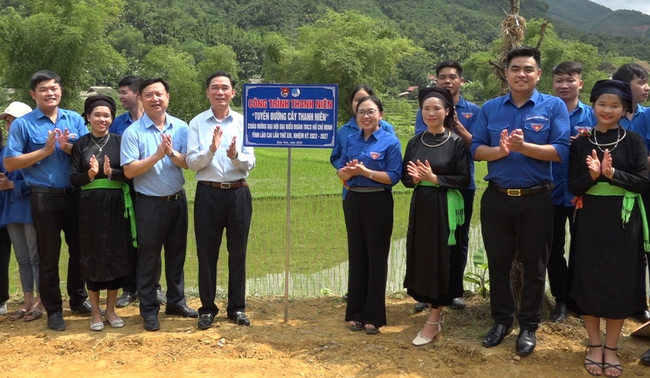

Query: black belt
[30,186,77,194]
[488,182,553,197]
[136,190,184,202]
[199,180,248,189]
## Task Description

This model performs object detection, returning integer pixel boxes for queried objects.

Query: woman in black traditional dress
[402,87,470,346]
[71,95,135,331]
[568,80,649,377]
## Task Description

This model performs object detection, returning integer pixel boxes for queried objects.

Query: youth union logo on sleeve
[370,152,381,159]
[575,126,593,137]
[462,112,473,119]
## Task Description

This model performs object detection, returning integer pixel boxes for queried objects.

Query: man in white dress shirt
[186,71,256,329]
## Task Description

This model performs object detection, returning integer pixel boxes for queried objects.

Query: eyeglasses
[356,109,378,117]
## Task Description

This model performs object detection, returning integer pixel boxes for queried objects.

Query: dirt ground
[1,294,650,378]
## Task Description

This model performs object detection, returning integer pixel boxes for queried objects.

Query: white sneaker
[0,302,7,315]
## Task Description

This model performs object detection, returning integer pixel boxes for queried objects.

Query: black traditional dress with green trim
[70,133,135,288]
[568,127,650,318]
[401,130,471,307]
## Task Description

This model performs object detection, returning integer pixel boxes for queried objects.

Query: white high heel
[412,314,444,346]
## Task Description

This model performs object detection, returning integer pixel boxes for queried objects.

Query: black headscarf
[83,95,116,124]
[418,86,455,129]
[590,79,633,113]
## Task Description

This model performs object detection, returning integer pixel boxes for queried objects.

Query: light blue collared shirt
[4,107,88,188]
[120,112,188,196]
[186,108,255,181]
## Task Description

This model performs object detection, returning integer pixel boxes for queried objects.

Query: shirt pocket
[486,122,509,146]
[30,135,47,148]
[523,122,550,144]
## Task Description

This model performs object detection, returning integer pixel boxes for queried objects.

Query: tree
[263,11,422,117]
[141,46,203,122]
[0,0,127,108]
[196,45,240,84]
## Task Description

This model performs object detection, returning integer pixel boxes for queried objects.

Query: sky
[590,0,650,15]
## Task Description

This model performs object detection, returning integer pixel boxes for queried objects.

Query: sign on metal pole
[243,84,338,322]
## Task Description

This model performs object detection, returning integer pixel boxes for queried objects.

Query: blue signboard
[243,84,338,148]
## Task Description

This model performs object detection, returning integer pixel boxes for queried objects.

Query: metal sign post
[243,84,338,323]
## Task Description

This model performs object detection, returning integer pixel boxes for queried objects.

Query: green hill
[542,0,650,38]
[585,9,650,38]
[541,0,611,29]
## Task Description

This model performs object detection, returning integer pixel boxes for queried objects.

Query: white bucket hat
[0,101,33,120]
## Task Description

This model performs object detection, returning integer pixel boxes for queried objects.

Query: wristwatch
[167,150,177,158]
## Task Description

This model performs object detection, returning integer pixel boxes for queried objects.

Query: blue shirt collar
[569,100,590,117]
[503,89,541,107]
[456,95,468,110]
[355,124,386,142]
[141,112,171,130]
[633,103,645,116]
[34,107,65,122]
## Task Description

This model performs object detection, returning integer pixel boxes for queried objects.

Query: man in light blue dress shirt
[111,75,166,308]
[186,71,255,329]
[121,77,197,331]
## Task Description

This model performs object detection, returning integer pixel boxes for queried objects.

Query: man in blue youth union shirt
[471,47,570,356]
[121,78,198,331]
[3,70,91,331]
[546,61,596,323]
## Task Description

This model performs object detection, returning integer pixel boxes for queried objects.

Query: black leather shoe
[641,348,650,366]
[414,302,428,313]
[157,289,167,305]
[47,312,66,331]
[633,309,650,323]
[197,314,215,330]
[516,330,536,356]
[450,297,467,309]
[482,323,512,348]
[549,302,568,322]
[228,311,251,326]
[144,315,160,331]
[70,300,92,315]
[116,292,137,308]
[165,304,198,318]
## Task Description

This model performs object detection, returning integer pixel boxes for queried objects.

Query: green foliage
[263,11,422,118]
[196,45,240,85]
[141,46,203,121]
[0,0,126,106]
[464,262,490,298]
[464,19,617,100]
[464,247,489,298]
[523,20,609,97]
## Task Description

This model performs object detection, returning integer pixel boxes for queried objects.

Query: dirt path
[1,295,649,377]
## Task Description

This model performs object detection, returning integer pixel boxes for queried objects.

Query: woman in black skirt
[71,96,135,331]
[402,87,470,346]
[568,80,649,377]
